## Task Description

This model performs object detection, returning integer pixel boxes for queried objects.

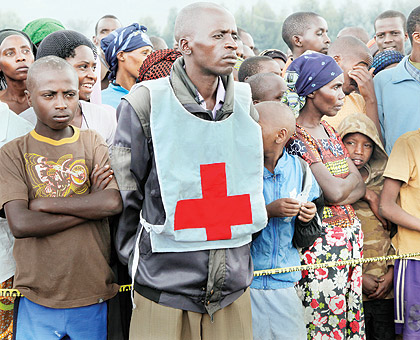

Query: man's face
[300,17,330,54]
[93,18,122,47]
[241,32,255,51]
[338,53,372,95]
[28,68,79,135]
[375,17,408,54]
[187,8,238,77]
[0,35,34,81]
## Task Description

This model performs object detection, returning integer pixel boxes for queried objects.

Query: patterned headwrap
[282,52,343,117]
[22,18,65,46]
[138,48,181,82]
[371,50,404,75]
[101,23,152,80]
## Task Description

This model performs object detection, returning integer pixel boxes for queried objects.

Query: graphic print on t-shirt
[24,153,89,197]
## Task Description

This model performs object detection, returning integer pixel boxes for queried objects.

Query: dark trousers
[364,299,395,340]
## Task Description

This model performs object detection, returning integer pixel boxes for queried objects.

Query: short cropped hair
[238,56,273,82]
[94,15,120,36]
[282,12,321,51]
[246,73,280,102]
[328,36,371,59]
[374,10,407,33]
[407,6,420,44]
[27,56,78,92]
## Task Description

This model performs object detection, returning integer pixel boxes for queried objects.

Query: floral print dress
[287,121,365,340]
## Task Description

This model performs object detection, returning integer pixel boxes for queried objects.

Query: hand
[362,273,381,296]
[364,189,389,230]
[266,198,301,219]
[348,65,375,102]
[368,267,394,300]
[90,164,114,193]
[298,201,317,223]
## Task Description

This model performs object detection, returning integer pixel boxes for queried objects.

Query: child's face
[258,59,282,76]
[260,76,288,102]
[300,17,330,54]
[65,45,97,101]
[29,68,79,133]
[343,132,374,170]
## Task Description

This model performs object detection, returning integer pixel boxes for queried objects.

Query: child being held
[0,56,122,340]
[338,113,395,340]
[250,101,322,340]
[380,126,420,340]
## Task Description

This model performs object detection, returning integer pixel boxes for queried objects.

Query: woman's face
[0,35,34,82]
[65,45,97,101]
[121,45,153,79]
[311,74,345,117]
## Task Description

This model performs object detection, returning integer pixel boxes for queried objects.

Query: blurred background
[1,0,418,51]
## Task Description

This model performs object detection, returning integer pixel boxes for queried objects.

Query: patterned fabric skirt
[296,220,365,340]
[0,277,14,340]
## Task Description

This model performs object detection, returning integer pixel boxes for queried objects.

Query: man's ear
[116,51,125,62]
[332,55,342,65]
[24,90,32,107]
[412,32,420,44]
[253,99,260,105]
[92,36,99,47]
[179,38,192,55]
[307,92,315,99]
[292,35,303,48]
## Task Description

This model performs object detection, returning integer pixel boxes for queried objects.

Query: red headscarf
[138,48,181,82]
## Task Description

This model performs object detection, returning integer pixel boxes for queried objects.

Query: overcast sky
[1,0,411,37]
[4,0,258,36]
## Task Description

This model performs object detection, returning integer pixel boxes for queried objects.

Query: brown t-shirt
[0,127,119,308]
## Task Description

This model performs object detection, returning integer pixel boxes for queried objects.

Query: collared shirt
[196,77,226,119]
[374,56,420,154]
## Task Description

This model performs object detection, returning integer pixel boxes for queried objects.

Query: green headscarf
[22,18,65,46]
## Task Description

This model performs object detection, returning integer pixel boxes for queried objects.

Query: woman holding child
[284,52,366,339]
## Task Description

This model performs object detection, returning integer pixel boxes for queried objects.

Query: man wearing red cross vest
[112,3,267,339]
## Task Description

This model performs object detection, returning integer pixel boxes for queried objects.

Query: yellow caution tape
[253,252,420,277]
[1,252,419,298]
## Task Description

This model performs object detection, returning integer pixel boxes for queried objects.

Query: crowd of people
[0,2,419,340]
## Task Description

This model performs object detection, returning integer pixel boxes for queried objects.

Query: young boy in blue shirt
[0,56,122,340]
[250,101,321,340]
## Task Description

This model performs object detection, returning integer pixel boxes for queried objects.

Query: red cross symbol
[174,162,253,241]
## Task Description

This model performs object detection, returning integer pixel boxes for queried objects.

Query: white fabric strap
[139,211,164,234]
[130,225,143,310]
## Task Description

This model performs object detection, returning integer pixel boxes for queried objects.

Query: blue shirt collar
[263,148,289,178]
[392,56,417,83]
